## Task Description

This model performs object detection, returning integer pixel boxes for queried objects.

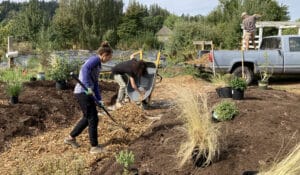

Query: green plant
[115,150,135,175]
[6,82,22,97]
[48,55,70,81]
[211,73,232,87]
[214,100,238,121]
[259,52,273,83]
[0,69,25,97]
[230,77,247,90]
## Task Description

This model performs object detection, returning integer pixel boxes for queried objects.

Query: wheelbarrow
[127,61,162,108]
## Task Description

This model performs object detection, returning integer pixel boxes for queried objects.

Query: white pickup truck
[206,35,300,84]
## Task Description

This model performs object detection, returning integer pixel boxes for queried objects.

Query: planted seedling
[213,100,238,122]
[115,150,135,175]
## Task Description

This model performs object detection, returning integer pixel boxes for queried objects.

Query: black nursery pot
[30,77,37,81]
[55,80,67,90]
[10,96,19,104]
[232,89,244,100]
[242,171,259,175]
[192,147,211,167]
[216,87,232,98]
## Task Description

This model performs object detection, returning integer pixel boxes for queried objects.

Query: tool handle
[70,72,115,121]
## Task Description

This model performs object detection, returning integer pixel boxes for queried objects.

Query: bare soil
[0,75,299,175]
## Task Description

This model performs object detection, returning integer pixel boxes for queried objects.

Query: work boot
[90,145,105,154]
[64,137,80,148]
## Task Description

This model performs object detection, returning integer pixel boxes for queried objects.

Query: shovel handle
[70,72,129,132]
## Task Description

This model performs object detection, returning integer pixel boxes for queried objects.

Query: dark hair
[133,60,147,77]
[97,41,113,55]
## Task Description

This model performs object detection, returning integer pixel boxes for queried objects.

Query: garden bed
[0,76,299,175]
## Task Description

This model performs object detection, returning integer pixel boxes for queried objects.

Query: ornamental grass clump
[258,143,300,175]
[176,87,220,168]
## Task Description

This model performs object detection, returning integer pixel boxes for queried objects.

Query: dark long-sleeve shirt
[74,55,102,101]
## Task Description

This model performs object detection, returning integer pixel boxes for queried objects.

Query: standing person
[109,56,147,110]
[64,41,113,154]
[242,12,262,50]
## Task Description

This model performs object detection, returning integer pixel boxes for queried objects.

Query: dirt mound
[0,80,118,152]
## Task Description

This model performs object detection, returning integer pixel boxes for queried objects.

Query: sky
[123,0,300,21]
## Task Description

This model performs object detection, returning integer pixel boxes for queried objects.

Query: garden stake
[70,72,130,132]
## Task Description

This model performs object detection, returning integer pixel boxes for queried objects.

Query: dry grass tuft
[175,87,220,168]
[258,143,300,175]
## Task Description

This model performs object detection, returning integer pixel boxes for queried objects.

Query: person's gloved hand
[85,88,93,95]
[96,100,105,108]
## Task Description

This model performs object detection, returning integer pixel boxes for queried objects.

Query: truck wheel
[232,66,254,85]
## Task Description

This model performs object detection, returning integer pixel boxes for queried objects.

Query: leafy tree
[50,0,79,49]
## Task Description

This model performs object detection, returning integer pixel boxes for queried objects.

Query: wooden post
[258,27,263,48]
[241,50,245,79]
[8,36,14,68]
[278,27,282,36]
[212,44,215,76]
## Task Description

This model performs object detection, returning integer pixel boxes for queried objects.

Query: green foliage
[211,73,232,87]
[103,29,118,48]
[0,68,25,97]
[115,150,135,175]
[6,82,22,97]
[230,77,247,90]
[50,2,79,50]
[259,52,273,83]
[214,100,238,121]
[48,56,70,81]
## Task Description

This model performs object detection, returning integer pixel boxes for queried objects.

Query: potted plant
[212,100,238,122]
[0,69,24,104]
[258,53,273,89]
[49,56,69,90]
[230,77,247,100]
[212,73,232,98]
[6,82,22,104]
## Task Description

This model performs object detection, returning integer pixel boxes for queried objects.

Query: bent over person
[241,12,261,50]
[109,57,147,110]
[64,42,113,154]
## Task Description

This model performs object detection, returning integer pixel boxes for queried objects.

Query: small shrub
[259,52,273,83]
[115,150,135,175]
[230,77,247,90]
[48,55,70,81]
[213,100,238,121]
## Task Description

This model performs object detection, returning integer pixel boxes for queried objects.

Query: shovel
[70,72,130,132]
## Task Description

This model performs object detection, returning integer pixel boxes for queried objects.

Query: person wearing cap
[241,12,262,50]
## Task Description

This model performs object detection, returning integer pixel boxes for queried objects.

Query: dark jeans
[70,93,98,146]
